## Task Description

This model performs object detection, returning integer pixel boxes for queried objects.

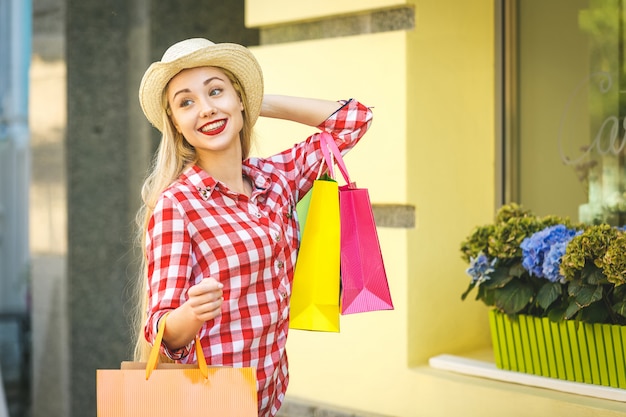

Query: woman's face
[166,66,244,158]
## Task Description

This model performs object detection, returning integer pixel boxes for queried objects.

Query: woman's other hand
[186,277,224,322]
[162,277,224,351]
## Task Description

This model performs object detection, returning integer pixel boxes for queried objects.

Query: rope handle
[146,313,208,380]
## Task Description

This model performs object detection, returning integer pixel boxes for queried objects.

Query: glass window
[503,0,625,225]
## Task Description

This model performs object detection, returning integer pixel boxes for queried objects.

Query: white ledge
[429,354,626,403]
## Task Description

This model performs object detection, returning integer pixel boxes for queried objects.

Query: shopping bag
[319,133,394,315]
[338,184,394,314]
[290,134,341,332]
[97,315,258,417]
[295,185,312,235]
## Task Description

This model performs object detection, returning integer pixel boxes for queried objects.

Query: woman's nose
[199,99,216,117]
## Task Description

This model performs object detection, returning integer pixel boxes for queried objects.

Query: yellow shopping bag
[290,134,341,332]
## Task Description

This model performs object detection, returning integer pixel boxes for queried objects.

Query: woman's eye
[209,88,222,97]
[180,99,193,107]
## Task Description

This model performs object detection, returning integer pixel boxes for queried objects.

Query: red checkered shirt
[144,99,372,417]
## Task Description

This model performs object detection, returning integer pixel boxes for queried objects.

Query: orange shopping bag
[97,316,258,417]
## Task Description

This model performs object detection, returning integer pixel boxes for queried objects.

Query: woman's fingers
[187,278,224,321]
[188,277,223,296]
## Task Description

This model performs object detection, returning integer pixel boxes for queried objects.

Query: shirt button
[274,233,281,242]
[276,260,284,269]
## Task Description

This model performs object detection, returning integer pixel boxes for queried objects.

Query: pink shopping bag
[319,133,394,315]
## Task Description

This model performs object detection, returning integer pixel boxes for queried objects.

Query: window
[501,0,626,225]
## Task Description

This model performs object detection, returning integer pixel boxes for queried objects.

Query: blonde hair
[131,67,255,361]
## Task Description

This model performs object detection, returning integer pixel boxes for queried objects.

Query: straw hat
[139,38,263,132]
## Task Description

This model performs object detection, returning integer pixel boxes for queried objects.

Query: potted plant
[461,203,626,388]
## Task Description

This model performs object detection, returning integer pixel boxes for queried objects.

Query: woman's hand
[186,278,224,322]
[162,277,224,351]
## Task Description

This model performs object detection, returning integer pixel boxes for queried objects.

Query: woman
[134,37,372,417]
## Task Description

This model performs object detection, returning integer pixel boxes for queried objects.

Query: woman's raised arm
[260,95,343,127]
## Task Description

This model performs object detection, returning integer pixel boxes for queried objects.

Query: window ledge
[429,354,626,403]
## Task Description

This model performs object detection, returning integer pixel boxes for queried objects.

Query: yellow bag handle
[146,312,208,380]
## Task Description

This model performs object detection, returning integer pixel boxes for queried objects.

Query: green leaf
[509,262,526,278]
[567,278,583,296]
[581,264,608,285]
[579,301,609,323]
[482,267,513,290]
[612,284,626,300]
[564,300,581,320]
[536,282,562,310]
[494,280,533,314]
[573,284,603,307]
[479,285,495,306]
[461,281,476,301]
[547,305,567,322]
[613,300,626,318]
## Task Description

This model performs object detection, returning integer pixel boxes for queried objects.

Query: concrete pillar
[66,2,139,416]
[65,1,257,415]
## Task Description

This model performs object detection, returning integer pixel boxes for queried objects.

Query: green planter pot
[489,309,626,389]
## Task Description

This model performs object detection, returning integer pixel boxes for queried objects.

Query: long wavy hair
[131,67,254,361]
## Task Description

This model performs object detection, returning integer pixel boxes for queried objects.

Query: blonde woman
[134,38,372,417]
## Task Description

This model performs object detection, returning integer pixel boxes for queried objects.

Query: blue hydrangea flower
[542,240,570,283]
[466,252,496,286]
[521,225,579,280]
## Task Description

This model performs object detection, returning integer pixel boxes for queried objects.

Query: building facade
[6,0,626,416]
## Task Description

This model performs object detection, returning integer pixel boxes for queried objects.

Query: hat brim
[139,42,263,132]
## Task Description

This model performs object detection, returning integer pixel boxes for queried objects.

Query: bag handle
[316,132,335,180]
[146,313,208,380]
[319,132,352,185]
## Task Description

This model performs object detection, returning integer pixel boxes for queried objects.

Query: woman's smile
[199,119,227,135]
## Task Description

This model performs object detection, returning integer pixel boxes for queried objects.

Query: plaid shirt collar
[180,163,271,202]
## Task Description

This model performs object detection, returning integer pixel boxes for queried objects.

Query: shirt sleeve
[144,191,194,360]
[317,98,373,151]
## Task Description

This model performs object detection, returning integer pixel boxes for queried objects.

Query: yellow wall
[405,0,496,366]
